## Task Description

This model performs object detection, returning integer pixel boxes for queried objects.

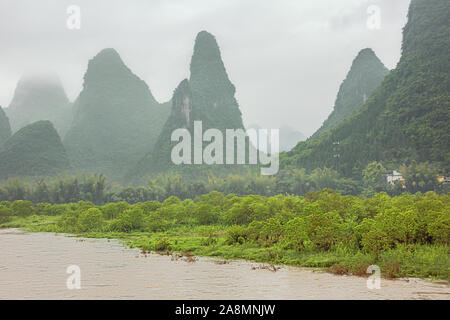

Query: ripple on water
[0,229,448,300]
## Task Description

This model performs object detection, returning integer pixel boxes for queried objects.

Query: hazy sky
[0,0,410,136]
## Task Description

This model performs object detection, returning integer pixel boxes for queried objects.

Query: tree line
[0,161,447,205]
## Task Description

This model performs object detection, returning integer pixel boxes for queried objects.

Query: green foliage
[362,161,387,195]
[313,48,389,138]
[1,162,445,207]
[377,244,448,279]
[427,210,450,245]
[281,217,309,251]
[400,161,441,193]
[11,200,35,217]
[101,202,130,220]
[304,210,344,250]
[283,0,450,176]
[0,174,109,205]
[77,208,104,232]
[2,189,449,280]
[63,48,170,178]
[0,107,11,146]
[225,225,249,245]
[0,205,13,223]
[194,203,220,225]
[109,208,145,232]
[0,121,70,179]
[129,31,246,181]
[154,237,172,251]
[201,234,218,246]
[146,211,171,232]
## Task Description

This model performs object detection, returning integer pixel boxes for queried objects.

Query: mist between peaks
[171,121,279,176]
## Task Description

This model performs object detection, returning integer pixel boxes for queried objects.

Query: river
[0,229,448,300]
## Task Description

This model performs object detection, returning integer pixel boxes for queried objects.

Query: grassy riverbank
[1,190,449,280]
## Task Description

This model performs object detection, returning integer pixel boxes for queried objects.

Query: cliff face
[130,31,247,180]
[189,31,244,131]
[285,0,450,175]
[312,48,389,138]
[63,48,170,177]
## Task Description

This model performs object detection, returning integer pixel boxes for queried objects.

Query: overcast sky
[0,0,410,136]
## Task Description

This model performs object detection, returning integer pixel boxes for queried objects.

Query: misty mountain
[312,48,389,138]
[0,120,70,179]
[0,107,11,146]
[248,124,305,153]
[5,74,72,137]
[279,126,306,152]
[283,0,450,176]
[130,31,247,180]
[63,48,171,177]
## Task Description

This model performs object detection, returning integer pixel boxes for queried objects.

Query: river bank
[1,191,449,281]
[2,211,449,281]
[1,228,449,300]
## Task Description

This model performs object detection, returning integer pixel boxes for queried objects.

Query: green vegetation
[0,0,447,285]
[1,189,448,280]
[0,121,70,180]
[1,161,447,205]
[130,31,246,181]
[283,0,450,177]
[0,107,11,146]
[63,48,170,178]
[312,48,389,138]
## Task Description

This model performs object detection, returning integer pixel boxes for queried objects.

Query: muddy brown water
[0,229,448,300]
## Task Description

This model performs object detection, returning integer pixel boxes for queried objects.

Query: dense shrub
[1,189,448,271]
[0,206,13,223]
[225,225,249,245]
[154,237,172,251]
[280,217,309,251]
[11,200,35,217]
[77,208,104,232]
[109,208,145,232]
[427,210,450,245]
[194,203,220,225]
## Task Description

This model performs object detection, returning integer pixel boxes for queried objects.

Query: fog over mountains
[312,48,389,138]
[5,74,72,137]
[0,0,447,183]
[63,48,171,177]
[0,0,411,136]
[284,0,450,175]
[130,31,248,180]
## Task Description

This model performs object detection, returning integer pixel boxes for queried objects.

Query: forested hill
[5,74,72,137]
[189,31,244,131]
[312,48,389,138]
[129,31,246,180]
[282,0,450,177]
[0,107,11,146]
[63,48,170,178]
[0,120,70,179]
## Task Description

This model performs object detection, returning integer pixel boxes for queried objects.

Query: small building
[438,176,450,184]
[385,170,404,185]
